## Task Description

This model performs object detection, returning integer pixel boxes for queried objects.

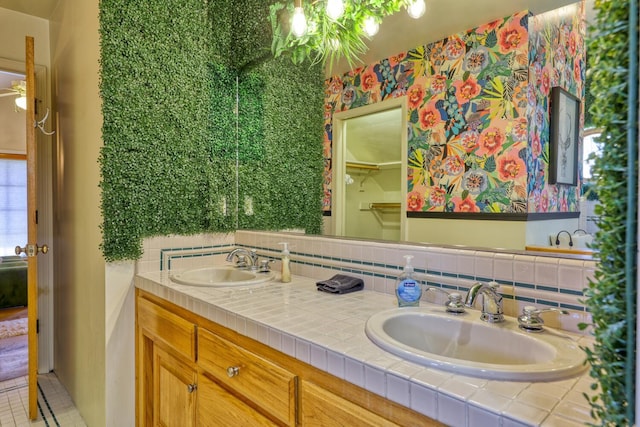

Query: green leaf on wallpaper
[483,156,496,173]
[409,108,419,125]
[485,30,497,48]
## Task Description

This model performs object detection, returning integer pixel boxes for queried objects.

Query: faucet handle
[518,306,569,332]
[258,259,274,273]
[234,255,249,268]
[427,287,466,314]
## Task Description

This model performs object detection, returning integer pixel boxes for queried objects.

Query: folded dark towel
[316,274,364,294]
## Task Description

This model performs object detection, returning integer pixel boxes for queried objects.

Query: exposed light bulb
[407,0,426,19]
[15,96,27,110]
[326,0,344,20]
[363,17,379,37]
[292,6,307,37]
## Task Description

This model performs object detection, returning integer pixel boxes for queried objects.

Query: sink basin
[365,307,587,381]
[170,266,275,287]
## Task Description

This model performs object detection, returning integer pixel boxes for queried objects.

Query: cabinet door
[300,381,400,427]
[154,346,198,427]
[197,373,278,427]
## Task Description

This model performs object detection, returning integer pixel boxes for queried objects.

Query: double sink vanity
[134,233,596,427]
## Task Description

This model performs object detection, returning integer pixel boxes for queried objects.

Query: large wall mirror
[318,0,597,258]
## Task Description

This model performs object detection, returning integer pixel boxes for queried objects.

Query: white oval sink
[365,307,586,381]
[170,267,275,287]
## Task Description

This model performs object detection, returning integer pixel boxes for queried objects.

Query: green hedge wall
[100,0,324,260]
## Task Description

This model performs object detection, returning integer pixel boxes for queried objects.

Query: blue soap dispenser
[396,255,421,307]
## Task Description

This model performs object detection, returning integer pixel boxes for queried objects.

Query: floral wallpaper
[323,5,584,215]
[527,3,585,213]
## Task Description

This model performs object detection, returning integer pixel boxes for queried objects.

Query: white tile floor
[0,374,86,426]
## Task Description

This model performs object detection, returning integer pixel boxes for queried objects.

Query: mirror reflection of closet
[332,98,407,241]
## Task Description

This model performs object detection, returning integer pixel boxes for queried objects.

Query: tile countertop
[135,270,597,427]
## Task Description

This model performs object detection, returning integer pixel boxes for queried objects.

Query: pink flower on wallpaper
[361,67,378,91]
[445,36,465,59]
[540,67,550,95]
[324,103,334,121]
[430,74,447,94]
[429,186,446,207]
[407,84,425,110]
[477,126,505,156]
[476,19,501,35]
[389,52,407,68]
[568,31,578,56]
[510,117,528,142]
[497,152,526,181]
[444,155,465,176]
[453,77,481,105]
[540,190,549,212]
[407,191,425,211]
[327,77,343,95]
[460,130,479,153]
[531,132,542,158]
[498,21,526,54]
[452,196,480,212]
[419,102,441,129]
[574,60,582,82]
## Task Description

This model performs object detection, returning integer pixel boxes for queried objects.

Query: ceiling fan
[0,80,27,109]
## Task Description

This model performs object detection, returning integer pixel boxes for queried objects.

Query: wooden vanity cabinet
[136,296,198,426]
[136,290,442,427]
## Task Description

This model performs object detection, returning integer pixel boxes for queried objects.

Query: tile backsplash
[137,230,596,334]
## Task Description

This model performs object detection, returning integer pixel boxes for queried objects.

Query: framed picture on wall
[549,86,580,186]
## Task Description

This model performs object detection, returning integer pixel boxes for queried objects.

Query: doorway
[332,97,408,241]
[0,70,29,382]
[0,60,54,376]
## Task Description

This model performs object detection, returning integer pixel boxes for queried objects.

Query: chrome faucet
[226,248,258,269]
[464,282,504,323]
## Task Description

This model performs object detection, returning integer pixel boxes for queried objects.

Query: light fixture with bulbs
[15,96,27,110]
[0,79,27,110]
[325,0,344,21]
[407,0,426,19]
[291,0,307,37]
[363,17,379,37]
[269,0,427,68]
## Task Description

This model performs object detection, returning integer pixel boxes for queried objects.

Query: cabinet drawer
[198,328,296,426]
[300,381,400,427]
[138,297,196,362]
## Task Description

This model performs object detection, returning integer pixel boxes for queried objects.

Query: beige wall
[49,0,107,425]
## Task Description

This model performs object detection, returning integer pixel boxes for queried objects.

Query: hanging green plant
[580,0,637,426]
[269,0,419,68]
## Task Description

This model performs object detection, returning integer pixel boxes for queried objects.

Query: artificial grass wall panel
[237,57,325,234]
[100,0,324,260]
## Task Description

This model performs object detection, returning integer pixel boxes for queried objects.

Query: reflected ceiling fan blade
[0,91,19,98]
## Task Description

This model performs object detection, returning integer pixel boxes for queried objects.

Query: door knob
[15,244,49,257]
